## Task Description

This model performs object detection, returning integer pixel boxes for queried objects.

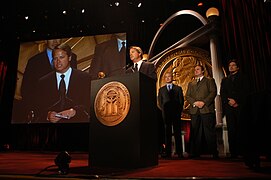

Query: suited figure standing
[186,65,218,159]
[89,33,127,80]
[21,39,77,122]
[220,59,249,158]
[158,72,184,159]
[35,43,91,123]
[125,46,157,80]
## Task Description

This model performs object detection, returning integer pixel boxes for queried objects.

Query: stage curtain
[220,0,271,92]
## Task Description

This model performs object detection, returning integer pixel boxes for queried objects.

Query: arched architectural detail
[148,10,207,59]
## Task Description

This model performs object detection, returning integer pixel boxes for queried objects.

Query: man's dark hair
[228,59,240,68]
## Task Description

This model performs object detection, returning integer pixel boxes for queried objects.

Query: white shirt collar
[56,67,72,90]
[134,60,143,70]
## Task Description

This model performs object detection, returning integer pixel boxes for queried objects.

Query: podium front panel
[89,72,158,168]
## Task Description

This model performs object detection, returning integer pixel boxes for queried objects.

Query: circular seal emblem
[94,81,131,126]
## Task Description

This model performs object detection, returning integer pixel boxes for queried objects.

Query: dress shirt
[167,83,173,91]
[46,48,54,67]
[133,60,143,71]
[117,39,126,52]
[56,67,72,92]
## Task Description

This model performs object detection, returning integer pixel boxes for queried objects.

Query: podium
[89,72,158,168]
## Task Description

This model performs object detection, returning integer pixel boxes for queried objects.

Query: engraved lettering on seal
[94,81,130,126]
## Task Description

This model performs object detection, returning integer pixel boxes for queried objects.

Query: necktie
[197,78,200,85]
[167,84,172,91]
[120,41,126,53]
[59,74,66,109]
[134,63,138,72]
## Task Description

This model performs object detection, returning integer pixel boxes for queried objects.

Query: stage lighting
[54,151,71,175]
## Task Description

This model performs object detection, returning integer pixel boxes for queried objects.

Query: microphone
[107,63,132,76]
[123,63,132,69]
[27,110,36,124]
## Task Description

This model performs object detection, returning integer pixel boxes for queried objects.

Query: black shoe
[177,154,184,159]
[161,153,172,159]
[213,153,219,159]
[189,154,200,159]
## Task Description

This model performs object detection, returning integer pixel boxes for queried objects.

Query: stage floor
[0,151,271,179]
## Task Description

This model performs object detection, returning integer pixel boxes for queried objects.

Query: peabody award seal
[94,81,131,126]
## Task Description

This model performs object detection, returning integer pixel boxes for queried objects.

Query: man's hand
[59,108,76,118]
[228,98,238,107]
[47,111,61,123]
[47,108,76,123]
[193,101,205,108]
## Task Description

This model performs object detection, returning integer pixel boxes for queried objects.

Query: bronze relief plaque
[94,81,131,126]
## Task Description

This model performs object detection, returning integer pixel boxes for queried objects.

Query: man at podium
[126,46,157,80]
[35,43,91,123]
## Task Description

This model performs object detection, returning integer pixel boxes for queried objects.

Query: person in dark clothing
[89,33,127,80]
[158,72,184,159]
[35,43,91,123]
[125,46,157,80]
[220,59,249,158]
[21,39,77,122]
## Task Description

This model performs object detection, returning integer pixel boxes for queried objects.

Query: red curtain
[0,61,8,103]
[220,0,271,92]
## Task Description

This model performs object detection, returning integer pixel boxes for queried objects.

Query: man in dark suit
[158,72,184,159]
[21,39,77,122]
[186,65,218,159]
[220,59,249,158]
[35,43,91,123]
[89,33,127,80]
[125,46,157,80]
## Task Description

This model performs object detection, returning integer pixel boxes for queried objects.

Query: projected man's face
[53,49,71,73]
[47,39,61,50]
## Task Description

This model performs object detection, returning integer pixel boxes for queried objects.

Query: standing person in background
[186,65,219,159]
[89,33,127,80]
[220,58,249,159]
[21,39,77,122]
[158,72,184,159]
[125,46,157,80]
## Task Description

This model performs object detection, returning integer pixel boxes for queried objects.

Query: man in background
[158,72,184,159]
[89,33,127,80]
[186,65,218,159]
[220,59,249,159]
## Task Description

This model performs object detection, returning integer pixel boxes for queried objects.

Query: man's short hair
[228,58,239,68]
[129,46,143,59]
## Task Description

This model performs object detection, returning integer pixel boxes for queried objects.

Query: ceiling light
[206,7,219,18]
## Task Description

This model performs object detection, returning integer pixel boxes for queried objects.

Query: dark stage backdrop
[220,0,271,92]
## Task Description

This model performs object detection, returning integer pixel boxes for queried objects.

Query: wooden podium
[89,72,158,168]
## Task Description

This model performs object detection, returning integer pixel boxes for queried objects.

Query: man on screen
[35,43,91,123]
[21,39,77,122]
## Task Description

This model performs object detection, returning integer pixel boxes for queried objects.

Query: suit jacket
[21,50,77,111]
[220,71,249,115]
[126,61,157,80]
[158,84,184,119]
[89,37,126,80]
[35,68,91,123]
[186,77,217,115]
